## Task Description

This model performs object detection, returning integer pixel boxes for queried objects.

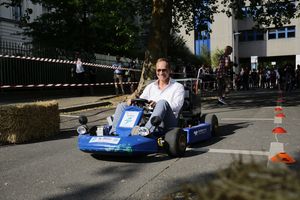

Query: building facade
[0,0,43,43]
[182,4,300,71]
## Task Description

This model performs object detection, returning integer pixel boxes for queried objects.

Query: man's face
[156,61,170,82]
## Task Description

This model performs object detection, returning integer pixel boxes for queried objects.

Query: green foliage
[18,0,140,56]
[168,34,201,65]
[2,0,300,58]
[211,48,224,69]
[220,0,300,29]
[198,46,211,66]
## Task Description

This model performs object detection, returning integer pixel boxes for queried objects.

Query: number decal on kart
[89,137,120,144]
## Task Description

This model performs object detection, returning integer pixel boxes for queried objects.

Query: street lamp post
[232,31,241,90]
[232,31,241,65]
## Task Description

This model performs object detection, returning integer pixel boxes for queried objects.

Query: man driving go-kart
[109,58,185,135]
[77,57,219,157]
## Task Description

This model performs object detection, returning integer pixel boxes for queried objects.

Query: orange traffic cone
[276,98,285,103]
[272,127,287,134]
[270,152,296,164]
[274,107,283,112]
[276,113,286,118]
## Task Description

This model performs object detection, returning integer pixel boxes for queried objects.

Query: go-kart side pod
[204,114,219,137]
[164,128,187,157]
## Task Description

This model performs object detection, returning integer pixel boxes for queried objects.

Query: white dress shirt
[140,78,185,117]
[76,60,84,73]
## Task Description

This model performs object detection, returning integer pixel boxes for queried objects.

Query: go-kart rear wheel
[164,128,187,157]
[204,114,219,137]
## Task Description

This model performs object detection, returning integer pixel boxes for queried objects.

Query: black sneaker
[218,98,227,105]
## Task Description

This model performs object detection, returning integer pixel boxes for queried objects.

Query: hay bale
[0,100,59,144]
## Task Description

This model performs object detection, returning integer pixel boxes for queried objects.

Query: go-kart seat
[181,87,194,118]
[179,86,202,126]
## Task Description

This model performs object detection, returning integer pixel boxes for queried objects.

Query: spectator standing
[127,58,136,93]
[241,66,249,90]
[113,56,125,95]
[250,69,259,89]
[198,65,207,91]
[216,46,232,105]
[275,68,280,90]
[75,57,85,95]
[75,57,85,83]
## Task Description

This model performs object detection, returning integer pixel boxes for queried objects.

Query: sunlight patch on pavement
[187,147,269,156]
[221,117,274,121]
[60,114,79,118]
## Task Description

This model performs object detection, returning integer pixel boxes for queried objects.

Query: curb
[59,101,112,112]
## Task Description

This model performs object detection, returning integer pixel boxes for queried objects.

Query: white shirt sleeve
[139,84,151,100]
[168,83,185,115]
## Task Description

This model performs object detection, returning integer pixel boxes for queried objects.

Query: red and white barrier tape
[0,54,141,72]
[0,82,138,89]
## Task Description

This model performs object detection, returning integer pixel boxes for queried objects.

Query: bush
[162,160,300,200]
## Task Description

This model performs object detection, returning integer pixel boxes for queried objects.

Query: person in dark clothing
[216,46,232,105]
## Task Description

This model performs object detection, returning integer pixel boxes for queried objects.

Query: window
[287,26,296,38]
[268,26,295,40]
[256,31,264,40]
[12,4,22,21]
[268,29,276,39]
[239,30,264,42]
[277,28,286,38]
[247,31,254,41]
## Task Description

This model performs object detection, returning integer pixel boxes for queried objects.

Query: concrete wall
[210,13,233,55]
[179,24,195,54]
[238,18,300,58]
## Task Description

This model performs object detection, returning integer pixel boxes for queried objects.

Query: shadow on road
[203,89,300,110]
[189,122,250,150]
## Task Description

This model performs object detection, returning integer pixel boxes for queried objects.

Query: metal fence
[0,41,140,87]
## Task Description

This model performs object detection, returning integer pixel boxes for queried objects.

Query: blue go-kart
[77,86,219,157]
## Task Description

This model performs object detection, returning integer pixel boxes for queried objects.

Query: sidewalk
[1,88,299,113]
[0,89,125,112]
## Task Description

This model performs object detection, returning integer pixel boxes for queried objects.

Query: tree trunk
[132,0,172,97]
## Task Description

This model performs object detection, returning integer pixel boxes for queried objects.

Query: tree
[134,0,300,95]
[2,0,300,93]
[1,0,140,56]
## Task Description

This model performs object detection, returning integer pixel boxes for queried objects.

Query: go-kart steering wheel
[131,98,149,107]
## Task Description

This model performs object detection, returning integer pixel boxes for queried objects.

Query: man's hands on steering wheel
[128,98,156,110]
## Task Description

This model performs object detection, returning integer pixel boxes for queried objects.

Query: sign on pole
[251,56,258,70]
[296,55,300,68]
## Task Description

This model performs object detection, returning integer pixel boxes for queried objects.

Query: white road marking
[268,142,284,159]
[60,114,80,118]
[186,147,269,156]
[274,117,282,124]
[221,118,274,121]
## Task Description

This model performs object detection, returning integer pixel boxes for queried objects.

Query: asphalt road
[1,89,300,200]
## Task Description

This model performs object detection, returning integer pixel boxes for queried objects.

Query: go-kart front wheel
[164,128,187,157]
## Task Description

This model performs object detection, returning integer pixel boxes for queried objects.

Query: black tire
[164,128,187,157]
[204,114,219,137]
